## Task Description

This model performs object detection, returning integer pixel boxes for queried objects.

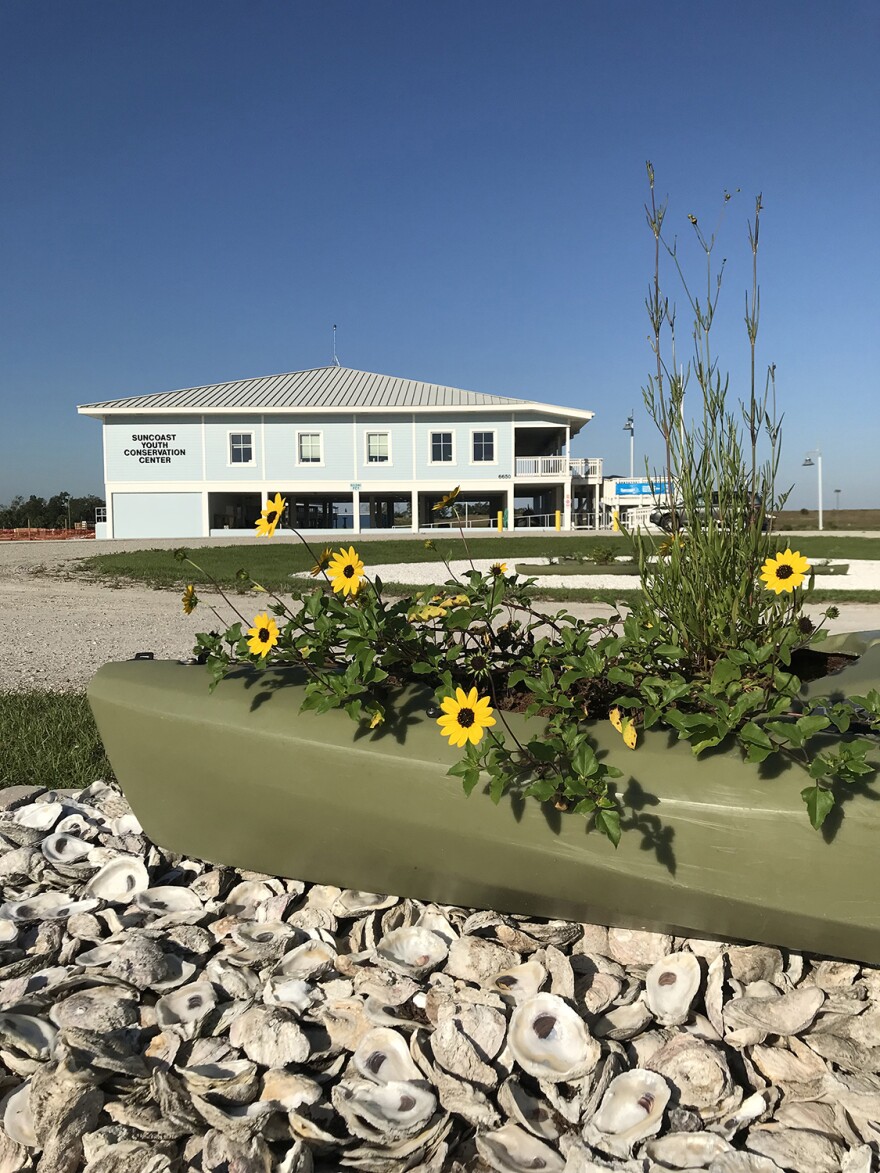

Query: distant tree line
[0,492,105,529]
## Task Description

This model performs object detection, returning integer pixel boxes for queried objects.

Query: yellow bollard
[612,510,620,532]
[497,510,503,532]
[555,510,561,531]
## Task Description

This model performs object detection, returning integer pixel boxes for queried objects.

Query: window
[472,430,495,463]
[366,432,390,463]
[229,432,254,465]
[297,432,322,464]
[430,431,454,463]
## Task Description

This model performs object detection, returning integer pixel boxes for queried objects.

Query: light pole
[623,412,634,480]
[834,488,841,512]
[802,450,823,532]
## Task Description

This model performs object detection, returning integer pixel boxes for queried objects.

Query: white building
[78,366,605,539]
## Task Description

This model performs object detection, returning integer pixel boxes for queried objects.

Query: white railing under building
[514,456,603,478]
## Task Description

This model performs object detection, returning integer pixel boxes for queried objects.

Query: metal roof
[77,366,593,424]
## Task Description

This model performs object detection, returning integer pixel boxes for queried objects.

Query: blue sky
[1,0,877,508]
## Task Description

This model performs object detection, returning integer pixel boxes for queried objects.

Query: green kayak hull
[88,634,880,964]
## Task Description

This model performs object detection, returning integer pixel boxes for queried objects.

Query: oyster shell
[376,926,449,977]
[508,993,600,1082]
[353,1027,424,1084]
[84,856,150,902]
[583,1068,671,1157]
[476,1122,565,1172]
[135,886,203,914]
[331,1077,438,1141]
[0,893,99,922]
[1,1083,37,1148]
[644,951,701,1026]
[40,833,93,866]
[155,981,217,1036]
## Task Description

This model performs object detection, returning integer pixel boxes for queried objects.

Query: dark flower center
[456,708,475,728]
[267,511,278,524]
[775,564,794,580]
[343,565,354,578]
[259,628,270,642]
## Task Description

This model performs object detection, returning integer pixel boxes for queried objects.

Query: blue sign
[614,480,668,497]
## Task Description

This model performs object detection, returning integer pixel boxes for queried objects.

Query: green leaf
[654,643,686,659]
[739,719,775,763]
[573,797,596,815]
[739,721,772,751]
[445,609,477,631]
[801,785,835,830]
[572,743,598,777]
[594,808,621,848]
[808,756,832,779]
[488,774,506,805]
[461,770,481,797]
[711,658,741,688]
[692,735,723,756]
[525,778,558,802]
[796,714,831,740]
[527,739,558,762]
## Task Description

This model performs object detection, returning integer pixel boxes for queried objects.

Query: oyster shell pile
[1,781,879,1172]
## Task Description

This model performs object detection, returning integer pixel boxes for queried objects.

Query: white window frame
[364,430,392,465]
[296,430,324,467]
[227,430,255,467]
[470,428,497,465]
[428,430,456,465]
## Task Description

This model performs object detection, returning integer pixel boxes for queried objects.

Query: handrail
[514,456,602,478]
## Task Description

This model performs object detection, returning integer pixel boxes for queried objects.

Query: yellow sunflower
[490,562,508,577]
[246,613,280,657]
[437,687,496,748]
[254,493,287,538]
[310,547,333,577]
[432,487,461,512]
[181,584,198,614]
[327,546,365,597]
[760,548,811,594]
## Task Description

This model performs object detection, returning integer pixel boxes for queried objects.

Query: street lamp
[834,488,841,512]
[623,411,634,480]
[802,450,823,532]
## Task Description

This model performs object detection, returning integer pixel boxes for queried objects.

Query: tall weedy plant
[632,163,794,672]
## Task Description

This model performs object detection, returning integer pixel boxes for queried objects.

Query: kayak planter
[87,636,880,965]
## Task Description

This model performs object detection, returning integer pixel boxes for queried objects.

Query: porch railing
[514,456,602,478]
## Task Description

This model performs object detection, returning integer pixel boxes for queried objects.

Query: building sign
[613,480,668,497]
[123,433,188,465]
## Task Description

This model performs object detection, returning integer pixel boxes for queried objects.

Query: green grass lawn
[74,533,880,603]
[0,691,114,791]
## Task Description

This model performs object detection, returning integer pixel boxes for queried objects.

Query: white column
[352,489,361,534]
[507,485,515,530]
[563,480,572,530]
[201,491,209,537]
[411,489,419,532]
[595,482,601,530]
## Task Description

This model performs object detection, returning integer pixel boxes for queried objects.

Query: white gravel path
[1,540,878,693]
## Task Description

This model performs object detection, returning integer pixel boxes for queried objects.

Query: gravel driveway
[1,538,878,693]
